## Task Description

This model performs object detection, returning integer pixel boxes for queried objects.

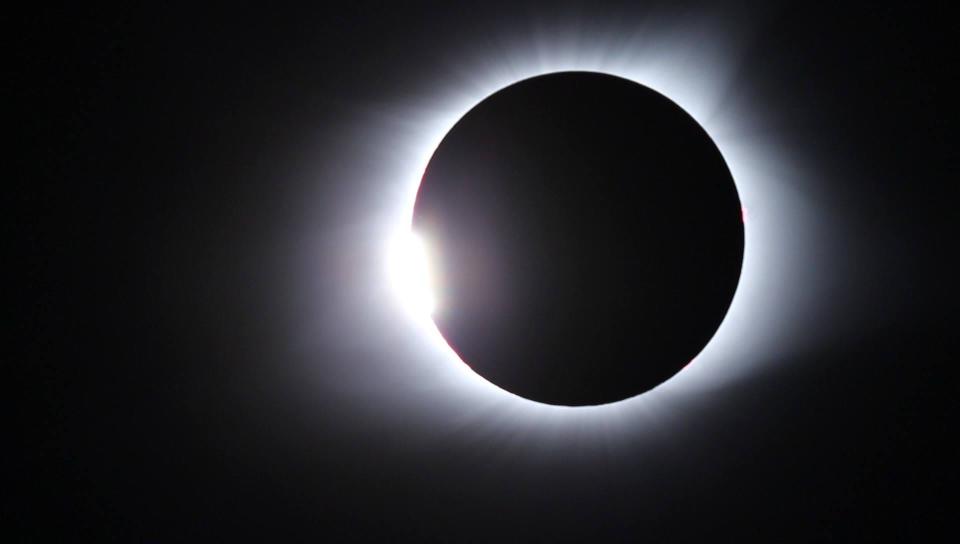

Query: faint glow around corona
[387,230,436,318]
[358,14,829,417]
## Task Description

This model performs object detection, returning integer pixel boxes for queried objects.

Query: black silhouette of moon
[413,72,743,406]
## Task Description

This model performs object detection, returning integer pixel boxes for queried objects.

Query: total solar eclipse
[412,72,744,406]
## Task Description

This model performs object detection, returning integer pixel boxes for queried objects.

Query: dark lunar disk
[413,72,743,406]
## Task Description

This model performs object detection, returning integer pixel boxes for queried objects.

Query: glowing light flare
[387,230,437,319]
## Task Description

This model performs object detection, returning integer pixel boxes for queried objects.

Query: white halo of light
[302,13,835,435]
[384,64,760,412]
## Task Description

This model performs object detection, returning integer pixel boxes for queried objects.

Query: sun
[387,229,436,319]
[356,9,828,416]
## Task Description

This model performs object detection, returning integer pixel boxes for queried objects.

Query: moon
[411,72,744,406]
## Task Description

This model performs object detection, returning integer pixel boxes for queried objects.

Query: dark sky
[11,2,956,541]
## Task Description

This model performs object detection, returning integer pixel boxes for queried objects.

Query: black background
[10,2,956,541]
